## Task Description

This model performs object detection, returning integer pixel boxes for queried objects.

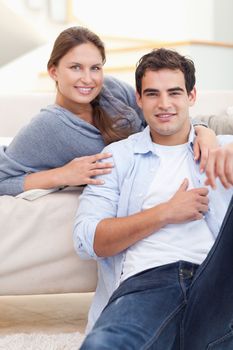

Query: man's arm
[94,179,209,257]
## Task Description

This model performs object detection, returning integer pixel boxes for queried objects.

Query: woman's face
[49,42,104,107]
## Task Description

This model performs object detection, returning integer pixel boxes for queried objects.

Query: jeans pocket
[207,329,233,349]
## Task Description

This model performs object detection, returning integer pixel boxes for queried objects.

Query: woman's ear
[48,65,58,81]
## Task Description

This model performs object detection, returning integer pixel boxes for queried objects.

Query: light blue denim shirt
[74,125,233,331]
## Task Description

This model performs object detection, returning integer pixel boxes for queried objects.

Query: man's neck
[150,122,191,146]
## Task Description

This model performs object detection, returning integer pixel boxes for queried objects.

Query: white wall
[0,1,45,66]
[0,0,232,92]
[213,0,233,42]
[74,0,215,42]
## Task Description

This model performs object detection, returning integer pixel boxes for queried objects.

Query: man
[74,48,233,349]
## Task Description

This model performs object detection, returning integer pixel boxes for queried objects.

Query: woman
[0,26,216,196]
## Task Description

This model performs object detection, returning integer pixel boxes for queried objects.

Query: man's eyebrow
[142,88,159,94]
[167,87,184,92]
[142,87,185,94]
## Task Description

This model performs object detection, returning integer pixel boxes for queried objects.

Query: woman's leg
[182,196,233,350]
[80,262,197,350]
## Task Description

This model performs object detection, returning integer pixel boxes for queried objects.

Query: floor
[0,293,93,335]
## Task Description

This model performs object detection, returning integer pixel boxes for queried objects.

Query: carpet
[0,332,85,350]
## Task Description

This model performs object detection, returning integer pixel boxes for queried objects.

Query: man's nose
[158,95,171,109]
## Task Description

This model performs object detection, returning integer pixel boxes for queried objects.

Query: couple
[0,25,232,349]
[75,48,233,349]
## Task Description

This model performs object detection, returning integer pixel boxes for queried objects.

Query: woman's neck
[55,95,94,124]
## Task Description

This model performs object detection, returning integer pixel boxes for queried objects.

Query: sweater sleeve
[0,145,30,196]
[0,111,68,196]
[103,76,146,128]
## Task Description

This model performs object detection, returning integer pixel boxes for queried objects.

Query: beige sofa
[0,90,233,296]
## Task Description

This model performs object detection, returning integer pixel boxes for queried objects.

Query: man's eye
[170,91,181,95]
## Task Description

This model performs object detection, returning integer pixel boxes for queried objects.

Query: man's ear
[188,87,196,107]
[136,91,143,109]
[48,65,57,81]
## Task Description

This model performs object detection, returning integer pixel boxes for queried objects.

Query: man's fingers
[177,178,189,192]
[191,187,209,196]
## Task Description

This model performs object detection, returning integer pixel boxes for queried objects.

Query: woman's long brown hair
[48,26,132,145]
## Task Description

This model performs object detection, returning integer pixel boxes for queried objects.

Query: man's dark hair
[135,48,196,95]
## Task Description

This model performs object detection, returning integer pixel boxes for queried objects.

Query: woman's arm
[193,125,218,171]
[24,153,114,191]
[204,139,233,189]
[0,108,113,196]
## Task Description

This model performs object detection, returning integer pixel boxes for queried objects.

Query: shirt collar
[133,124,196,155]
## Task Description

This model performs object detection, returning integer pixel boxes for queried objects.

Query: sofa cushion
[0,186,97,295]
[195,114,233,135]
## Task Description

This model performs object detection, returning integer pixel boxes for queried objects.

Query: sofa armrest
[0,187,97,295]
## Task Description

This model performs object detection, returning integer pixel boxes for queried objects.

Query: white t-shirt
[121,143,214,282]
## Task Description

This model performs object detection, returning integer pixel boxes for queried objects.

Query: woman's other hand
[193,126,218,173]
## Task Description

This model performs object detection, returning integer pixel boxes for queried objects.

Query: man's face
[136,68,196,145]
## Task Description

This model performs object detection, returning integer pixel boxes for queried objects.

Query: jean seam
[207,329,233,349]
[142,301,186,350]
[180,315,185,350]
[178,271,188,304]
[191,198,233,286]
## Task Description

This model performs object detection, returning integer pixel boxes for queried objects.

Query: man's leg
[80,261,198,350]
[182,196,233,349]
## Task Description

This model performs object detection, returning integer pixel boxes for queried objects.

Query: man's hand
[204,143,233,189]
[93,178,209,257]
[166,178,209,223]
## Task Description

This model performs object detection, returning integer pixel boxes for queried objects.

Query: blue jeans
[80,196,233,350]
[81,261,198,350]
[182,195,233,349]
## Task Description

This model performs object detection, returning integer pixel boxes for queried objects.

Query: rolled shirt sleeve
[73,148,121,260]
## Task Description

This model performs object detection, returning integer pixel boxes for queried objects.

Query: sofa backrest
[0,93,55,137]
[0,90,233,137]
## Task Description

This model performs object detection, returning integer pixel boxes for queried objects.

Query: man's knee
[80,329,116,350]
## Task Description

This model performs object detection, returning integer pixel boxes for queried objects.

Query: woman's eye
[92,66,101,71]
[70,65,80,71]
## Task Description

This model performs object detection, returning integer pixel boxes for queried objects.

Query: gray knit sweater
[0,76,146,195]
